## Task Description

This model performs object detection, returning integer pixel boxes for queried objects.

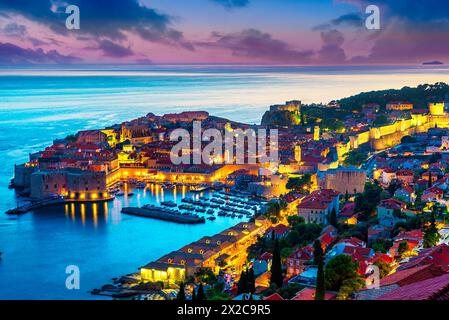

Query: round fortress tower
[429,102,445,116]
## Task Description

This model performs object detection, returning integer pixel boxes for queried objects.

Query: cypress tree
[270,239,283,288]
[177,282,186,301]
[424,207,441,248]
[313,240,325,301]
[329,208,338,227]
[197,283,205,301]
[345,190,349,202]
[248,267,256,294]
[238,269,248,294]
[428,172,433,188]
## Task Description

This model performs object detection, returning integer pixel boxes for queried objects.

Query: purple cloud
[0,42,81,64]
[0,0,194,50]
[199,29,314,64]
[97,40,134,58]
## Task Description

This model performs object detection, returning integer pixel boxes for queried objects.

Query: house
[287,245,314,277]
[357,264,448,300]
[318,225,338,248]
[381,169,396,185]
[253,252,272,276]
[397,244,449,271]
[297,189,340,224]
[326,237,366,262]
[394,186,416,204]
[288,267,318,286]
[339,202,357,225]
[291,287,337,300]
[265,224,290,239]
[368,224,390,242]
[396,170,414,184]
[376,272,449,300]
[376,198,407,229]
[422,186,444,202]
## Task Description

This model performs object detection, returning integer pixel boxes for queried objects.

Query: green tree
[286,174,312,192]
[374,260,392,278]
[325,255,361,295]
[355,182,383,219]
[270,239,284,288]
[423,208,441,248]
[287,215,305,228]
[177,282,186,301]
[313,240,326,300]
[343,150,368,167]
[373,115,389,126]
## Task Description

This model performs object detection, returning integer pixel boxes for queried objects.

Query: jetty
[121,206,206,224]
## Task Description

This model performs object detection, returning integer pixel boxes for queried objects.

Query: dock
[121,206,206,224]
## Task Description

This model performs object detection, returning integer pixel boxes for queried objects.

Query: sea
[1,64,449,299]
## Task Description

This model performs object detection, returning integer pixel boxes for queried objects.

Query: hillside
[338,82,449,111]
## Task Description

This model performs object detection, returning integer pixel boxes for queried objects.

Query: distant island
[423,61,444,65]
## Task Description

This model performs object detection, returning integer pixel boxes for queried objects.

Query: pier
[121,206,206,224]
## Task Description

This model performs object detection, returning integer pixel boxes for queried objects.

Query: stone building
[317,166,366,194]
[30,169,107,200]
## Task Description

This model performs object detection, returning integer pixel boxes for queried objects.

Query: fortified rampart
[346,114,449,155]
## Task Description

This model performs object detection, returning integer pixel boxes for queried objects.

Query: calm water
[1,65,449,299]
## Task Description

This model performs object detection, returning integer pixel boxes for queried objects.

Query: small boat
[116,191,125,196]
[190,184,210,192]
[127,192,134,197]
[161,201,177,208]
[207,217,216,221]
[162,184,175,190]
[207,209,215,215]
[238,215,243,219]
[135,182,147,189]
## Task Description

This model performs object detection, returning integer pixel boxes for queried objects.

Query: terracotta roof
[258,252,273,262]
[291,288,336,300]
[378,198,407,210]
[380,264,447,287]
[377,273,449,300]
[264,293,284,301]
[398,244,449,271]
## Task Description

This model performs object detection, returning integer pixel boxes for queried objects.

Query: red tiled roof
[266,224,290,235]
[378,198,407,210]
[339,237,365,247]
[377,273,449,300]
[258,252,273,262]
[291,288,336,301]
[264,293,284,301]
[398,244,449,271]
[380,264,447,288]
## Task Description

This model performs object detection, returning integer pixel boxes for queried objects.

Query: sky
[0,0,449,65]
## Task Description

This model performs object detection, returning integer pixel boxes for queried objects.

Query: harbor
[0,180,258,299]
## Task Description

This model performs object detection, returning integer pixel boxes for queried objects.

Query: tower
[314,125,320,141]
[429,102,445,116]
[294,145,302,163]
